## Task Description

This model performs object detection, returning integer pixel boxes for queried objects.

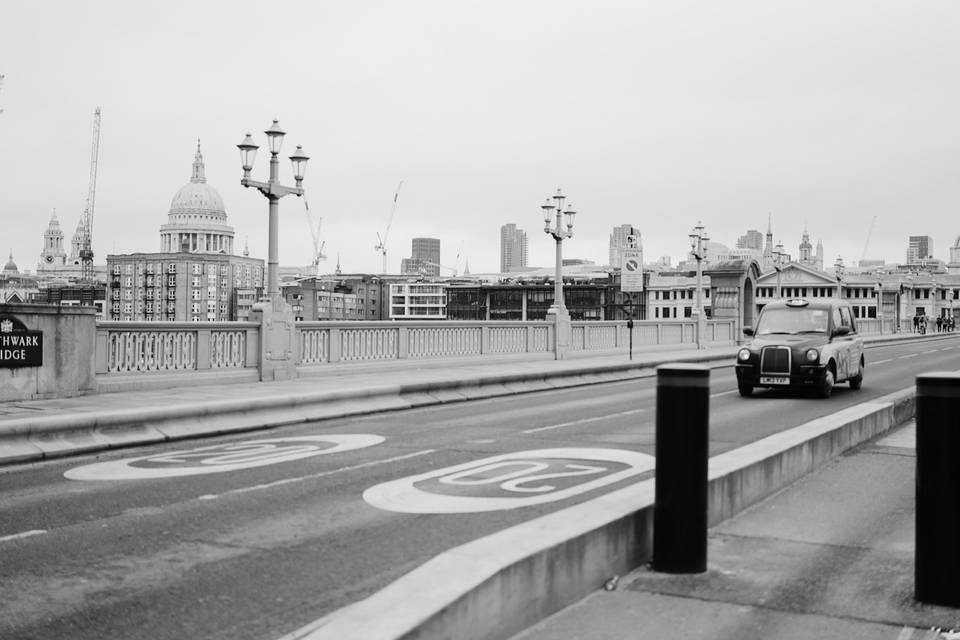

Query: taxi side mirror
[832,325,851,337]
[743,326,754,337]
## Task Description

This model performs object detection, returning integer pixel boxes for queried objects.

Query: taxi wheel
[738,383,753,397]
[849,359,864,390]
[818,367,835,398]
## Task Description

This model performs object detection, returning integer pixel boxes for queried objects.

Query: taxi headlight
[738,348,751,361]
[805,348,820,362]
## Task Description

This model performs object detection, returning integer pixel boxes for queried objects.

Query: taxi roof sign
[785,298,809,307]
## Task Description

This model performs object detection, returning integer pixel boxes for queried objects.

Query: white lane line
[0,529,46,543]
[711,389,740,398]
[942,347,955,351]
[922,350,939,354]
[522,408,646,434]
[871,359,892,365]
[197,449,436,501]
[899,354,918,359]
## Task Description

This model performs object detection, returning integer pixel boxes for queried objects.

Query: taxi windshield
[755,307,829,335]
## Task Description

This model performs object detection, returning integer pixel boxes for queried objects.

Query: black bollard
[915,372,960,606]
[652,363,709,573]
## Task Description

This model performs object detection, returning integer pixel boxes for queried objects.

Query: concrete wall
[0,303,97,401]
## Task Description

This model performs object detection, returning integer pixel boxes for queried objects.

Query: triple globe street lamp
[237,120,310,309]
[541,188,577,359]
[689,222,709,349]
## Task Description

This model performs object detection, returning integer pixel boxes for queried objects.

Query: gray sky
[2,0,959,275]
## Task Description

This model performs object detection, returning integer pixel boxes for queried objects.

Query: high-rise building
[609,224,640,267]
[736,229,763,251]
[907,236,934,263]
[500,224,528,273]
[401,237,441,276]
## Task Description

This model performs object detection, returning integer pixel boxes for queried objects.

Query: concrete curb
[284,386,917,640]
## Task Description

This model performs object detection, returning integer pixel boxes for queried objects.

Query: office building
[500,224,528,273]
[401,237,441,276]
[609,224,640,268]
[907,236,934,263]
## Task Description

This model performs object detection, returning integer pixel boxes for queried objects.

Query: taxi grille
[761,346,791,375]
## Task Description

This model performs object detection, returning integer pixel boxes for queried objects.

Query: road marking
[872,358,892,365]
[66,435,385,481]
[364,448,656,513]
[196,449,436,501]
[942,347,955,351]
[711,389,739,398]
[899,354,918,359]
[922,350,939,354]
[521,409,645,434]
[0,529,46,543]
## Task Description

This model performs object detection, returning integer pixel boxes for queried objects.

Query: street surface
[1,337,958,640]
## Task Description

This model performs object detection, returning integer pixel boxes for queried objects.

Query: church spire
[191,139,206,183]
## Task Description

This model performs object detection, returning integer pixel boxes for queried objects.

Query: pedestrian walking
[937,316,943,332]
[914,315,920,332]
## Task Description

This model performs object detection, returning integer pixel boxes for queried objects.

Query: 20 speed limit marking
[65,435,385,481]
[363,447,654,513]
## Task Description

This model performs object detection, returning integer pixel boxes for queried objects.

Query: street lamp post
[834,257,845,299]
[773,242,786,299]
[875,281,884,335]
[541,188,576,360]
[238,120,309,310]
[237,120,309,382]
[689,222,709,349]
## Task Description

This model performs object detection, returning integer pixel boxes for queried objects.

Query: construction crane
[374,180,403,274]
[302,197,327,276]
[79,107,101,284]
[422,241,464,276]
[860,215,877,265]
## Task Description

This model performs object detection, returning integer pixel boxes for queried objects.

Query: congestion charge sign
[0,316,42,368]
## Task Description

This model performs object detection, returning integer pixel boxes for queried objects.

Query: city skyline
[2,1,960,276]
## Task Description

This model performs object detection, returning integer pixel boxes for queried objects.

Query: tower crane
[302,197,327,276]
[860,215,877,265]
[374,180,403,274]
[80,107,101,284]
[422,241,465,277]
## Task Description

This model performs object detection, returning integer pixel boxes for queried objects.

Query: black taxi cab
[735,298,865,398]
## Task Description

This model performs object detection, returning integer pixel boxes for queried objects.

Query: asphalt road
[1,336,958,640]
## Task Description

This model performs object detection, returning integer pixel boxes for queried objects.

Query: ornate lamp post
[834,257,845,299]
[541,188,576,360]
[875,280,884,335]
[238,119,309,309]
[773,241,787,299]
[689,222,709,349]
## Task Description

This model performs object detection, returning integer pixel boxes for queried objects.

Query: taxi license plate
[761,376,789,385]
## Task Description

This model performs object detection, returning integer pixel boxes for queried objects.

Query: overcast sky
[2,0,959,275]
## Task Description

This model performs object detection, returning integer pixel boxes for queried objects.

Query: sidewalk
[512,421,960,640]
